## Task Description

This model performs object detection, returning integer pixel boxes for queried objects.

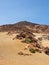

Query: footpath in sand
[0,32,49,65]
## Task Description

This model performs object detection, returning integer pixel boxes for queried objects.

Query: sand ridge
[0,32,49,65]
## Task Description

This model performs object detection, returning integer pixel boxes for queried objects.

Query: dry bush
[43,47,49,55]
[18,51,24,55]
[29,48,35,53]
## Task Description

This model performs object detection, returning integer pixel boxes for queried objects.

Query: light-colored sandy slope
[33,33,49,47]
[0,32,49,65]
[41,40,49,47]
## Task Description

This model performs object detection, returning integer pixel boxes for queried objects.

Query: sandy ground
[0,32,49,65]
[34,33,49,47]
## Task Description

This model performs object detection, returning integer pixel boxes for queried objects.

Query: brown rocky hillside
[0,21,49,33]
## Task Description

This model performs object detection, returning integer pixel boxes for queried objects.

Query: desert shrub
[19,32,26,38]
[38,37,42,41]
[44,47,49,55]
[36,43,41,48]
[16,35,20,39]
[19,37,23,40]
[39,50,42,53]
[16,35,23,40]
[35,48,42,53]
[25,38,32,44]
[29,48,35,53]
[18,51,24,55]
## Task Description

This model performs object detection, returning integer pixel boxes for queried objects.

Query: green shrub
[25,38,32,44]
[29,48,35,53]
[19,37,23,40]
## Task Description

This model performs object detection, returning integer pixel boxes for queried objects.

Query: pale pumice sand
[0,32,49,65]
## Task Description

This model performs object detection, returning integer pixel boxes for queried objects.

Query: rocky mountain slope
[0,21,49,33]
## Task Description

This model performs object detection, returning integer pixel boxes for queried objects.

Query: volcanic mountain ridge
[0,21,49,33]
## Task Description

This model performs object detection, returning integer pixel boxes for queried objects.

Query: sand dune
[0,32,49,65]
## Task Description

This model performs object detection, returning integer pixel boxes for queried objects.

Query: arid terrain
[0,21,49,33]
[0,32,49,65]
[0,21,49,65]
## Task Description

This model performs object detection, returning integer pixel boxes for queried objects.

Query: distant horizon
[0,0,49,25]
[0,20,49,26]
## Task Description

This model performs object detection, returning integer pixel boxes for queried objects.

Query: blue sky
[0,0,49,25]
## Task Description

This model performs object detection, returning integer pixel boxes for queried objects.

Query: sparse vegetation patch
[29,48,35,53]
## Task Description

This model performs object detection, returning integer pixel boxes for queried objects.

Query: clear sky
[0,0,49,25]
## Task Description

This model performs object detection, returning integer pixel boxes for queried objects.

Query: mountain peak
[0,21,49,33]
